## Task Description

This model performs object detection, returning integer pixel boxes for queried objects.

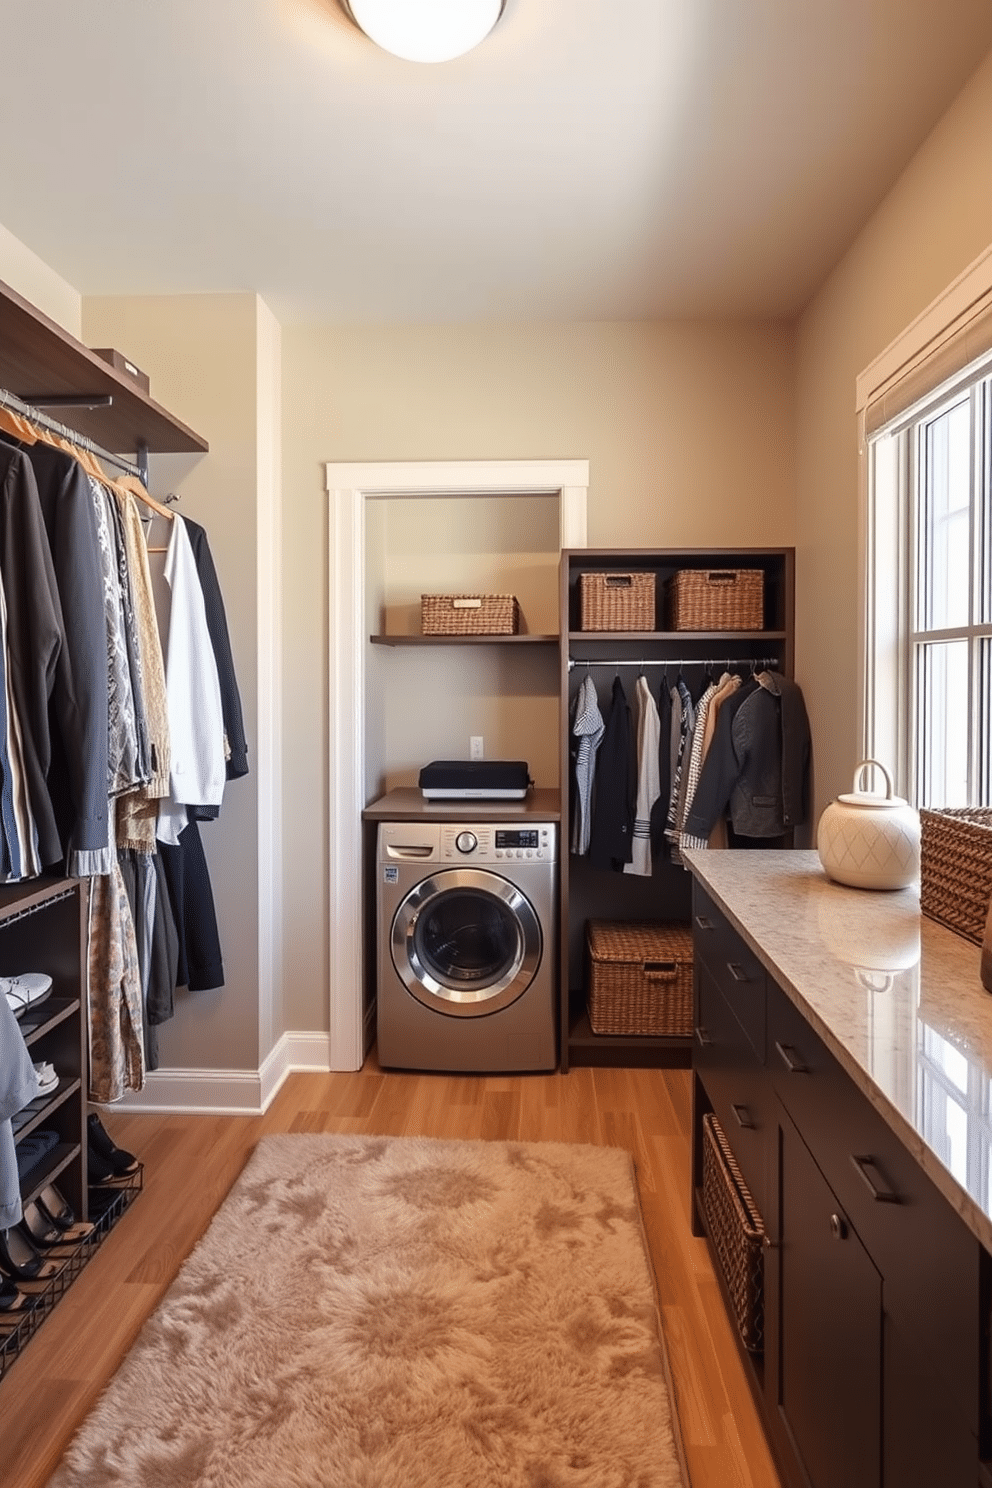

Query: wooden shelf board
[371,633,559,646]
[0,276,208,456]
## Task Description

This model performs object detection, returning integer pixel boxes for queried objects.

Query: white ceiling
[2,0,992,324]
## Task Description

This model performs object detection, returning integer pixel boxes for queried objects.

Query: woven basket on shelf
[701,1112,765,1354]
[920,807,992,945]
[420,594,519,636]
[586,920,693,1036]
[579,572,655,632]
[665,568,763,631]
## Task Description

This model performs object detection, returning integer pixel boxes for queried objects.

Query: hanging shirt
[624,675,661,877]
[155,515,226,845]
[588,675,635,873]
[570,672,605,856]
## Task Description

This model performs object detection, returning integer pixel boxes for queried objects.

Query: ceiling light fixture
[340,0,505,63]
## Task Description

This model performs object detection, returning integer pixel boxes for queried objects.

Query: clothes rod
[0,385,145,480]
[567,656,781,671]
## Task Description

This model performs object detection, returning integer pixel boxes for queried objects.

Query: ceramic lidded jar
[816,759,921,891]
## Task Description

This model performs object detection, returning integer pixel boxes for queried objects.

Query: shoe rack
[1,876,142,1382]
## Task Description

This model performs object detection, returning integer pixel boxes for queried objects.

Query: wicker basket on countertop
[421,594,519,636]
[701,1112,765,1353]
[920,807,992,945]
[586,919,693,1036]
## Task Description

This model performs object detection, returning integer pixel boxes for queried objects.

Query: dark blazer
[681,671,811,843]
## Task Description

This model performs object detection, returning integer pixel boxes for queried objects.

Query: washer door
[390,868,542,1017]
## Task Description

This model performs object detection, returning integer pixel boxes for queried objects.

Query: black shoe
[0,1226,62,1282]
[19,1199,62,1249]
[36,1183,76,1232]
[87,1113,139,1176]
[0,1274,25,1312]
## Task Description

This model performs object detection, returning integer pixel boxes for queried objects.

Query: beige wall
[282,321,795,1032]
[0,222,81,336]
[796,48,992,818]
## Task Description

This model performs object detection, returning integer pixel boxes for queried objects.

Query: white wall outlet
[470,736,484,760]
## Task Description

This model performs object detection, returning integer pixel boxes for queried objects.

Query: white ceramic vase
[816,759,921,891]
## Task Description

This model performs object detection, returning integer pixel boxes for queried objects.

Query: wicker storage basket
[420,594,519,636]
[579,572,655,632]
[701,1112,765,1353]
[920,807,992,945]
[665,568,764,631]
[586,920,693,1036]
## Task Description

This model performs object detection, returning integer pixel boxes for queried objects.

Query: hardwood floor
[0,1058,782,1488]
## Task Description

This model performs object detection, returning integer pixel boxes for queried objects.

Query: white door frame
[324,459,589,1070]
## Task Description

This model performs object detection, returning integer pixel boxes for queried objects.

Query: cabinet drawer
[692,885,766,1060]
[696,959,771,1219]
[767,978,981,1437]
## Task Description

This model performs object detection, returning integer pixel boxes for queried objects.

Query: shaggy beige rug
[49,1134,688,1487]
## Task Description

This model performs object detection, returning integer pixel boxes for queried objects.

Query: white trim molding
[324,458,589,1072]
[108,1032,332,1116]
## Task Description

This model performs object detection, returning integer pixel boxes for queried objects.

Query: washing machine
[376,818,557,1072]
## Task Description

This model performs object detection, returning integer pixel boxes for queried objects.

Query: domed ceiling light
[340,0,505,63]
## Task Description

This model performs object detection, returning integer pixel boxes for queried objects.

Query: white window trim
[857,242,992,789]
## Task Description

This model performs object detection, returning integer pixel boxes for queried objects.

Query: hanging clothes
[664,677,696,864]
[570,672,605,856]
[588,675,635,873]
[648,676,673,864]
[8,437,113,876]
[183,517,249,797]
[155,513,226,846]
[681,671,811,849]
[624,674,661,878]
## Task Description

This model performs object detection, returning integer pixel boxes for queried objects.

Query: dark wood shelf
[565,1010,691,1069]
[568,630,787,645]
[0,276,208,457]
[371,633,558,646]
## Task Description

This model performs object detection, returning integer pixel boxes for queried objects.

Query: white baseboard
[107,1031,332,1116]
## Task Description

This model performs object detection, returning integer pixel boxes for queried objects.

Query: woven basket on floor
[701,1112,765,1354]
[920,807,992,945]
[665,568,763,631]
[586,920,693,1036]
[421,594,519,635]
[579,572,655,631]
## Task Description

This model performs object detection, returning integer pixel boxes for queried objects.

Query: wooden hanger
[0,404,39,444]
[116,472,176,522]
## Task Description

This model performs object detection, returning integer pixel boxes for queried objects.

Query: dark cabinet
[559,547,794,1071]
[691,878,987,1488]
[774,1104,882,1488]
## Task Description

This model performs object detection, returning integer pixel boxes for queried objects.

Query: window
[866,359,992,808]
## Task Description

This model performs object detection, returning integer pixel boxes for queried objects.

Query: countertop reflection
[684,848,992,1251]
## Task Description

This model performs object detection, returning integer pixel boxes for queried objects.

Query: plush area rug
[49,1134,687,1487]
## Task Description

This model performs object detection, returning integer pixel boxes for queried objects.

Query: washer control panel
[440,822,556,864]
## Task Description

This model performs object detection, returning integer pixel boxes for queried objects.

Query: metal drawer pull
[851,1154,899,1203]
[830,1213,848,1241]
[727,962,749,983]
[774,1040,808,1074]
[695,915,715,931]
[731,1103,754,1129]
[695,1026,713,1047]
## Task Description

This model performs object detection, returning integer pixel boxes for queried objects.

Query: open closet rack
[567,655,782,672]
[0,385,145,480]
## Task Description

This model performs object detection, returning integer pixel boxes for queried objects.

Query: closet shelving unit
[0,276,207,1379]
[558,547,795,1072]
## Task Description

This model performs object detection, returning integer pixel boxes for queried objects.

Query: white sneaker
[33,1062,58,1096]
[3,972,53,1016]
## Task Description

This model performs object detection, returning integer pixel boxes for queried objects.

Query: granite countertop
[683,848,992,1253]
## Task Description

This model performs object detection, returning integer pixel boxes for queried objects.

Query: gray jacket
[681,671,810,845]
